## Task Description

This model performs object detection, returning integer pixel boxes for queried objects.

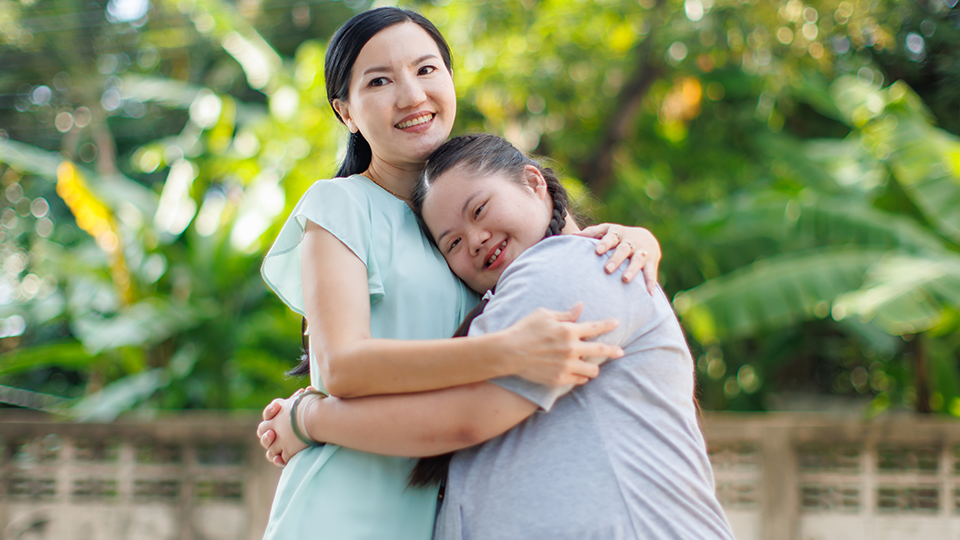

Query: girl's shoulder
[511,235,600,269]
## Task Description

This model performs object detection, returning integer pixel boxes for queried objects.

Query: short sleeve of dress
[261,178,384,316]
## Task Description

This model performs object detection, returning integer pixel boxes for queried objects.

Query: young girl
[259,134,735,539]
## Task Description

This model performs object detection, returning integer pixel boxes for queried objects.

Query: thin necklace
[361,172,411,202]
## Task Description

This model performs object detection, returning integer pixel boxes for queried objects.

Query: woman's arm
[575,223,661,293]
[302,221,622,397]
[258,382,537,464]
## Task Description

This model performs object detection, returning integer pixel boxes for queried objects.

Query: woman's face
[333,22,457,169]
[422,165,552,293]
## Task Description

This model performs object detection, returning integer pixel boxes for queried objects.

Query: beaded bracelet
[290,389,328,447]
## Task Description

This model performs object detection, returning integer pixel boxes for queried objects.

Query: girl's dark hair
[325,7,453,179]
[289,7,453,378]
[408,133,571,489]
[413,133,569,240]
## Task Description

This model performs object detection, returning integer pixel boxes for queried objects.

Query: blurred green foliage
[0,0,958,417]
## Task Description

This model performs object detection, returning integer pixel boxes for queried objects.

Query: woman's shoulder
[302,174,373,200]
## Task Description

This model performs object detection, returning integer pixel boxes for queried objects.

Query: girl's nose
[470,230,490,256]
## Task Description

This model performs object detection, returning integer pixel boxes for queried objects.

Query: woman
[258,8,661,539]
[259,134,734,539]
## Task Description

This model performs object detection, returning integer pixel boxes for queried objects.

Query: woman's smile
[396,112,435,130]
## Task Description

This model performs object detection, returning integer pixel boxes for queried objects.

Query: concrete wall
[2,411,959,539]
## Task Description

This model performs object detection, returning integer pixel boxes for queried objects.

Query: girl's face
[422,165,552,293]
[333,22,457,169]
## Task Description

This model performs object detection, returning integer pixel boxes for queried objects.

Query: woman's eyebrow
[436,190,481,245]
[361,55,440,77]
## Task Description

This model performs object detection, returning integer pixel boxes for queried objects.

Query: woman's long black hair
[289,7,453,377]
[408,133,571,489]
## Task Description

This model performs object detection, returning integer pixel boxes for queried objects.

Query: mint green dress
[260,175,476,539]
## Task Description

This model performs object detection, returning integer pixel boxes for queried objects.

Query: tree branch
[576,1,665,194]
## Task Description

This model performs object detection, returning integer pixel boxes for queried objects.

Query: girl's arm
[258,382,537,464]
[303,221,622,398]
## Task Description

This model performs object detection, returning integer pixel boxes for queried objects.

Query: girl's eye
[474,204,484,218]
[369,77,388,87]
[419,65,437,75]
[449,238,460,251]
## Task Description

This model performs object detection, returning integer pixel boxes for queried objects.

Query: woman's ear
[521,164,549,200]
[332,99,358,133]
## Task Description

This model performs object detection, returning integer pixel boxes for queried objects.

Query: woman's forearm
[301,382,536,456]
[318,333,514,398]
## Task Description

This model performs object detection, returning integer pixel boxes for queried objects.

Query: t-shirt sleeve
[261,179,384,316]
[467,237,627,411]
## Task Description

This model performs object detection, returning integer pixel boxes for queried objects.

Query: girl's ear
[332,99,358,133]
[521,164,548,200]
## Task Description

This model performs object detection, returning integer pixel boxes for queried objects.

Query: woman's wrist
[480,331,519,377]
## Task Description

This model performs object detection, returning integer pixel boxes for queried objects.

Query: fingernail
[606,263,615,271]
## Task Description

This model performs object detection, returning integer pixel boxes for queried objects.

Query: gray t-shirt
[434,236,735,540]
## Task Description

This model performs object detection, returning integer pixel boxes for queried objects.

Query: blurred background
[1,0,958,421]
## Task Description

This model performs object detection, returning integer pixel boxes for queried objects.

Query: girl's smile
[422,164,553,293]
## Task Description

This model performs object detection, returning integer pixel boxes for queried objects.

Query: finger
[573,223,609,240]
[574,341,625,360]
[622,250,647,283]
[260,430,276,450]
[569,318,619,340]
[570,361,600,379]
[272,453,285,467]
[545,302,583,323]
[604,241,633,273]
[644,257,661,295]
[262,399,283,421]
[595,230,622,256]
[573,375,591,386]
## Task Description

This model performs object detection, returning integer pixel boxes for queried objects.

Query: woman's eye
[369,77,388,87]
[419,65,437,75]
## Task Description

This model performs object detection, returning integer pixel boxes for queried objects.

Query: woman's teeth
[487,241,507,267]
[396,114,433,129]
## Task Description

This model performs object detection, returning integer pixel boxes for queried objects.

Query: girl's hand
[576,224,661,294]
[256,389,315,467]
[502,303,623,387]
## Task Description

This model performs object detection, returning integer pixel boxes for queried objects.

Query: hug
[256,6,732,540]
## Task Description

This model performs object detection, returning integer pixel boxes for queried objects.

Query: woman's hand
[501,303,622,387]
[257,389,315,467]
[576,224,661,294]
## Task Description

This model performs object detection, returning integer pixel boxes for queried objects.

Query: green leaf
[70,369,170,422]
[834,253,960,335]
[71,298,218,354]
[0,341,100,377]
[674,248,888,342]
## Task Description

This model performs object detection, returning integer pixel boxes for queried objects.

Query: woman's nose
[396,76,427,109]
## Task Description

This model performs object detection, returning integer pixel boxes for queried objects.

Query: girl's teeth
[396,114,432,129]
[487,241,507,266]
